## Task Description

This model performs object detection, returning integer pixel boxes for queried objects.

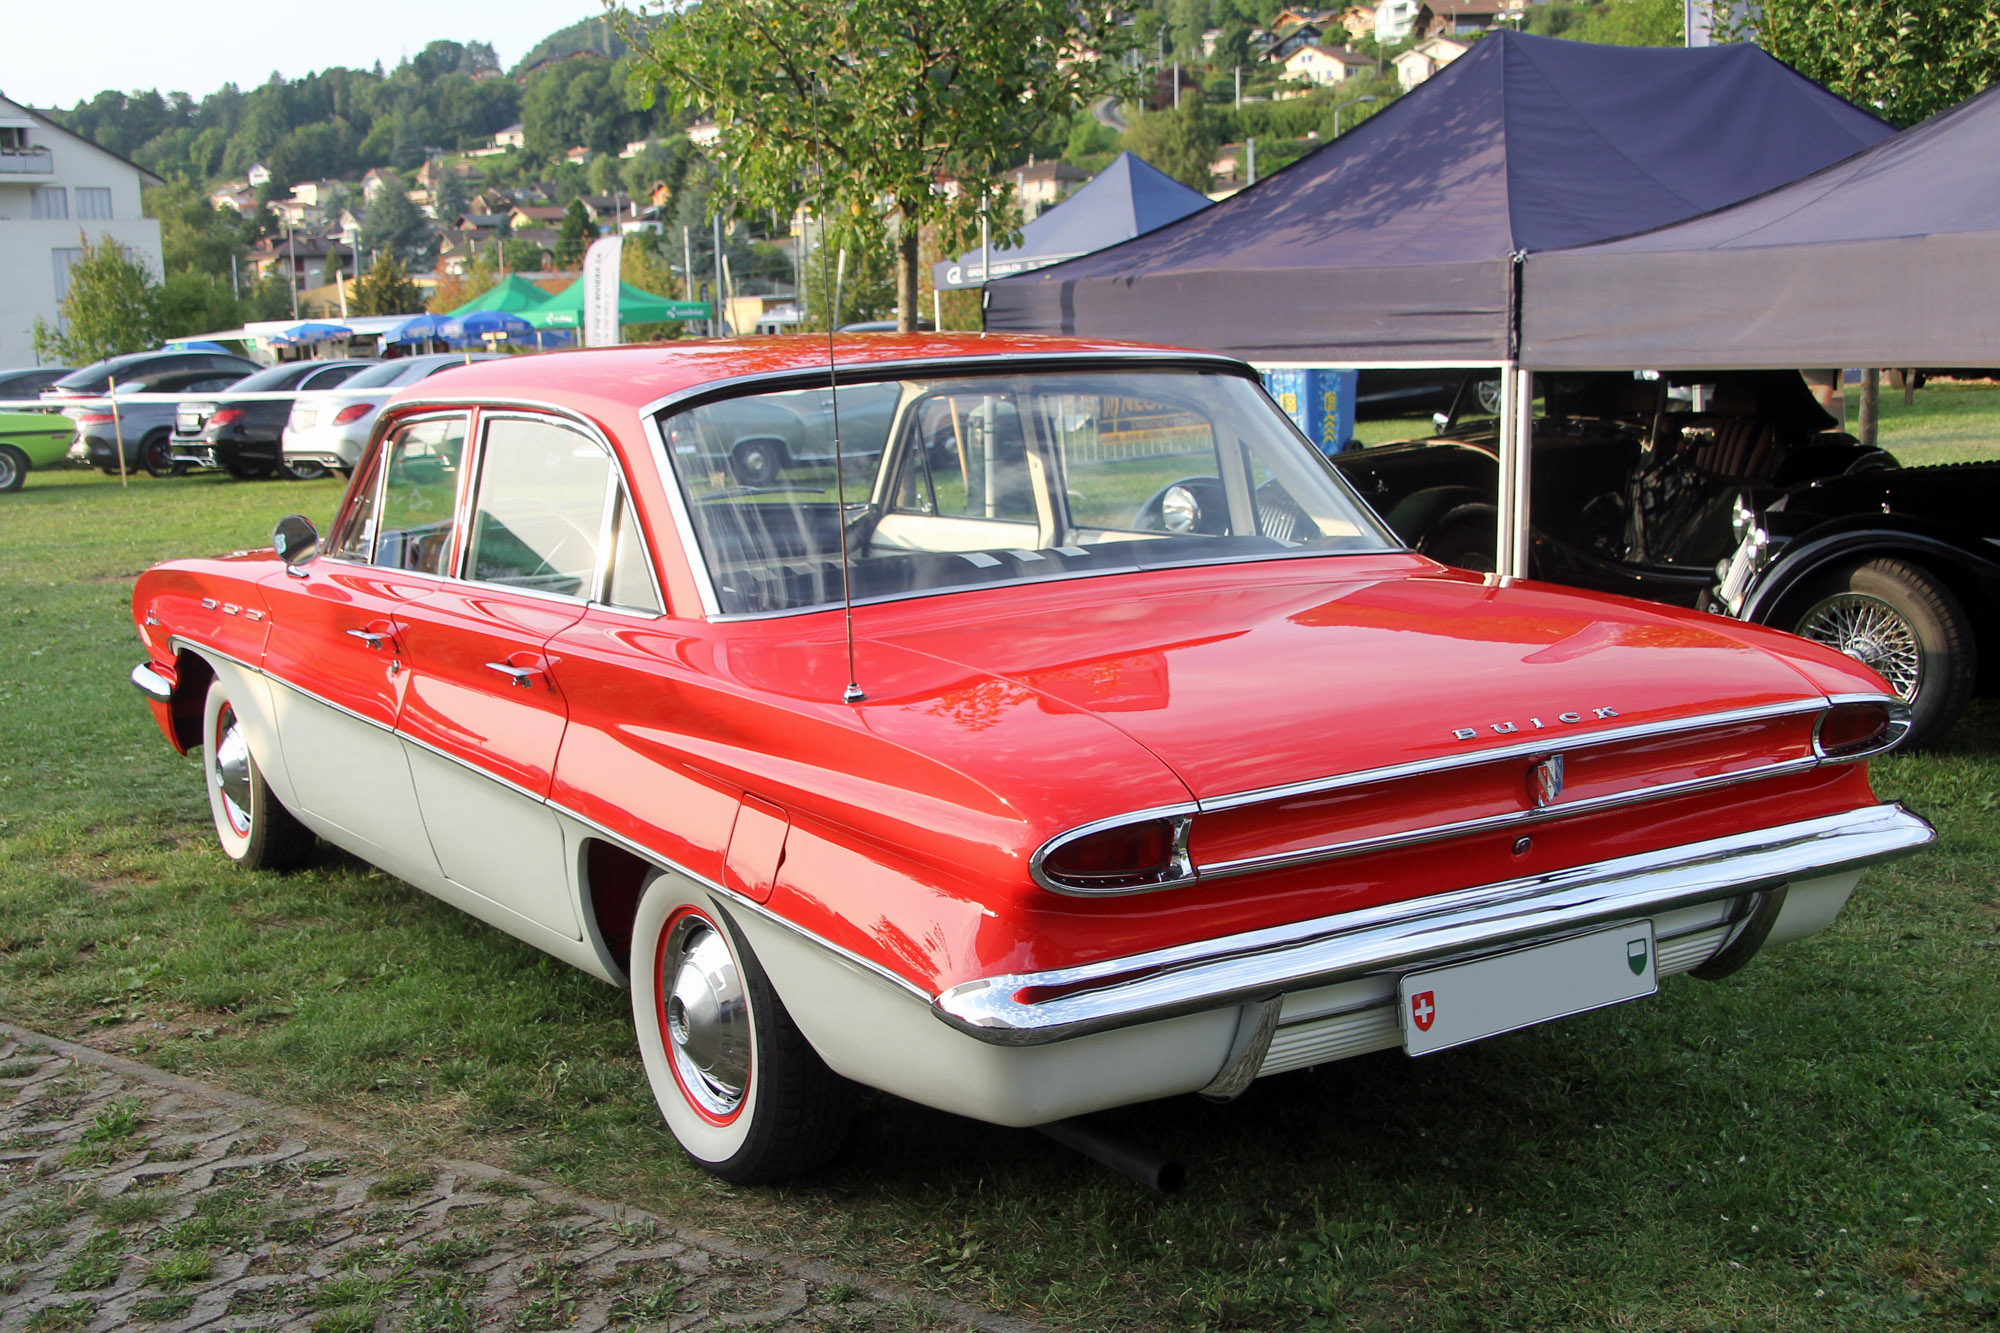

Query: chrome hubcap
[212,704,253,835]
[1798,593,1922,699]
[663,920,749,1117]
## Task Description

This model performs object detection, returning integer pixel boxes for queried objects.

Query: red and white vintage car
[130,336,1932,1183]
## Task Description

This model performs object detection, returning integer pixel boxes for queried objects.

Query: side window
[605,489,663,613]
[466,416,613,598]
[897,393,1035,522]
[330,415,467,571]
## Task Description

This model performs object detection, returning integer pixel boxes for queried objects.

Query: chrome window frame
[641,352,1399,622]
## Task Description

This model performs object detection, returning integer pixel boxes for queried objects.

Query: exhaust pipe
[1036,1117,1185,1192]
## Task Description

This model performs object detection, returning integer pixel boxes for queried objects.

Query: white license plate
[1398,922,1657,1056]
[293,410,315,428]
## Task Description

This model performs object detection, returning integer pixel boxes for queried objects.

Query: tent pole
[1507,366,1534,577]
[1494,363,1518,575]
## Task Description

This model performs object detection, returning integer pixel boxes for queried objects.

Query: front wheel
[630,875,852,1183]
[202,679,315,870]
[1789,557,1975,749]
[139,431,176,479]
[0,444,26,493]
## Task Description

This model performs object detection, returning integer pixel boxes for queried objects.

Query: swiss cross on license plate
[1397,922,1658,1056]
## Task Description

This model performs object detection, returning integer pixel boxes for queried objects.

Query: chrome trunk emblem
[1527,754,1565,808]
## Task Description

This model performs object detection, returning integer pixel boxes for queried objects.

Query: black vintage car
[1327,371,2000,748]
[171,359,371,480]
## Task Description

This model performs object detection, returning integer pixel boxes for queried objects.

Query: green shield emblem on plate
[1627,939,1649,975]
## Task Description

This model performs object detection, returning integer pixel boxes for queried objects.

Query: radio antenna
[817,103,864,705]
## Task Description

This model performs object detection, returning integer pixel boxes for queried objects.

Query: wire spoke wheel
[1796,592,1922,699]
[1784,557,1975,750]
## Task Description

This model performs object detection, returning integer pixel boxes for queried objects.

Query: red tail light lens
[332,403,374,426]
[208,408,245,427]
[1038,819,1183,891]
[76,412,114,426]
[1816,700,1897,759]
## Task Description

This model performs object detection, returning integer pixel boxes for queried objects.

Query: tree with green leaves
[358,171,437,270]
[556,197,598,268]
[352,254,424,315]
[32,235,162,364]
[629,0,1132,331]
[1753,0,2000,128]
[433,166,470,226]
[1561,0,1681,46]
[1121,99,1227,192]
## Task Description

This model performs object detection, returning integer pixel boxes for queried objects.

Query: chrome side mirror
[272,513,320,571]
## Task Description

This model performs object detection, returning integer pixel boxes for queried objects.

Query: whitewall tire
[630,873,852,1183]
[202,679,314,871]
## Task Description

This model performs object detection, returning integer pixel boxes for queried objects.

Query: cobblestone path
[0,1025,1044,1333]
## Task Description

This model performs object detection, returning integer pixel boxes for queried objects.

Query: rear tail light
[208,408,245,427]
[1814,699,1908,759]
[75,412,115,426]
[1035,816,1192,894]
[331,403,373,426]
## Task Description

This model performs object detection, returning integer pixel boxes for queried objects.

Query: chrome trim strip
[544,796,933,1004]
[1195,754,1822,883]
[1030,698,1834,895]
[1200,699,1825,814]
[129,662,172,703]
[640,410,722,618]
[937,803,1933,1046]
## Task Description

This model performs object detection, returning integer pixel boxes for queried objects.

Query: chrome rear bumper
[934,803,1932,1046]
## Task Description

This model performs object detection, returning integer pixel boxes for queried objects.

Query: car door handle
[345,627,389,649]
[485,661,543,688]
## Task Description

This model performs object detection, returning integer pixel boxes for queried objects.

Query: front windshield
[660,367,1396,616]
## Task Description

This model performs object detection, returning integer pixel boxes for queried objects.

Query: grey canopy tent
[1523,79,2000,370]
[933,152,1212,290]
[985,30,1892,572]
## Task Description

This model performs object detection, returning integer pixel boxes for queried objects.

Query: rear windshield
[659,366,1395,617]
[339,360,422,390]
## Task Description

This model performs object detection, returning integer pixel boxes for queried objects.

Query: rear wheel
[281,458,330,481]
[1789,557,1975,749]
[0,444,26,493]
[630,874,852,1183]
[139,430,176,479]
[202,680,315,870]
[222,459,276,481]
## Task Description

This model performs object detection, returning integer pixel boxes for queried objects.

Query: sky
[4,0,617,109]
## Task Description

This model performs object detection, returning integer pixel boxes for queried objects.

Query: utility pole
[1235,65,1242,110]
[1247,138,1257,185]
[711,213,725,336]
[1173,64,1181,110]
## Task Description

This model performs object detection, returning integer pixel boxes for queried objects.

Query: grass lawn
[2,454,1997,1331]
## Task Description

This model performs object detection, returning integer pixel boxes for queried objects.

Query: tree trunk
[1859,368,1880,448]
[897,204,921,333]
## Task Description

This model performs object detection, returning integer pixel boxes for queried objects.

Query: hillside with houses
[24,0,1674,339]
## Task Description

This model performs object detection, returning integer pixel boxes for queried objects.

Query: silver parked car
[282,353,503,474]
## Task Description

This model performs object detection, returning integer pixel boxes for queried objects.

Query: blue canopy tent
[386,313,449,346]
[985,31,1895,573]
[267,322,351,347]
[440,310,536,347]
[932,152,1212,290]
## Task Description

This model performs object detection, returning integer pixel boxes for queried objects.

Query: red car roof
[388,333,1237,417]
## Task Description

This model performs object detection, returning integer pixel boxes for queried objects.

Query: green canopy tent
[448,274,557,317]
[526,279,709,331]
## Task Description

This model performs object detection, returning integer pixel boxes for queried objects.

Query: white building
[0,91,163,366]
[1281,42,1374,86]
[1395,35,1469,89]
[1374,0,1423,43]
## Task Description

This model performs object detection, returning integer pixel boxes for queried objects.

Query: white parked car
[282,353,502,474]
